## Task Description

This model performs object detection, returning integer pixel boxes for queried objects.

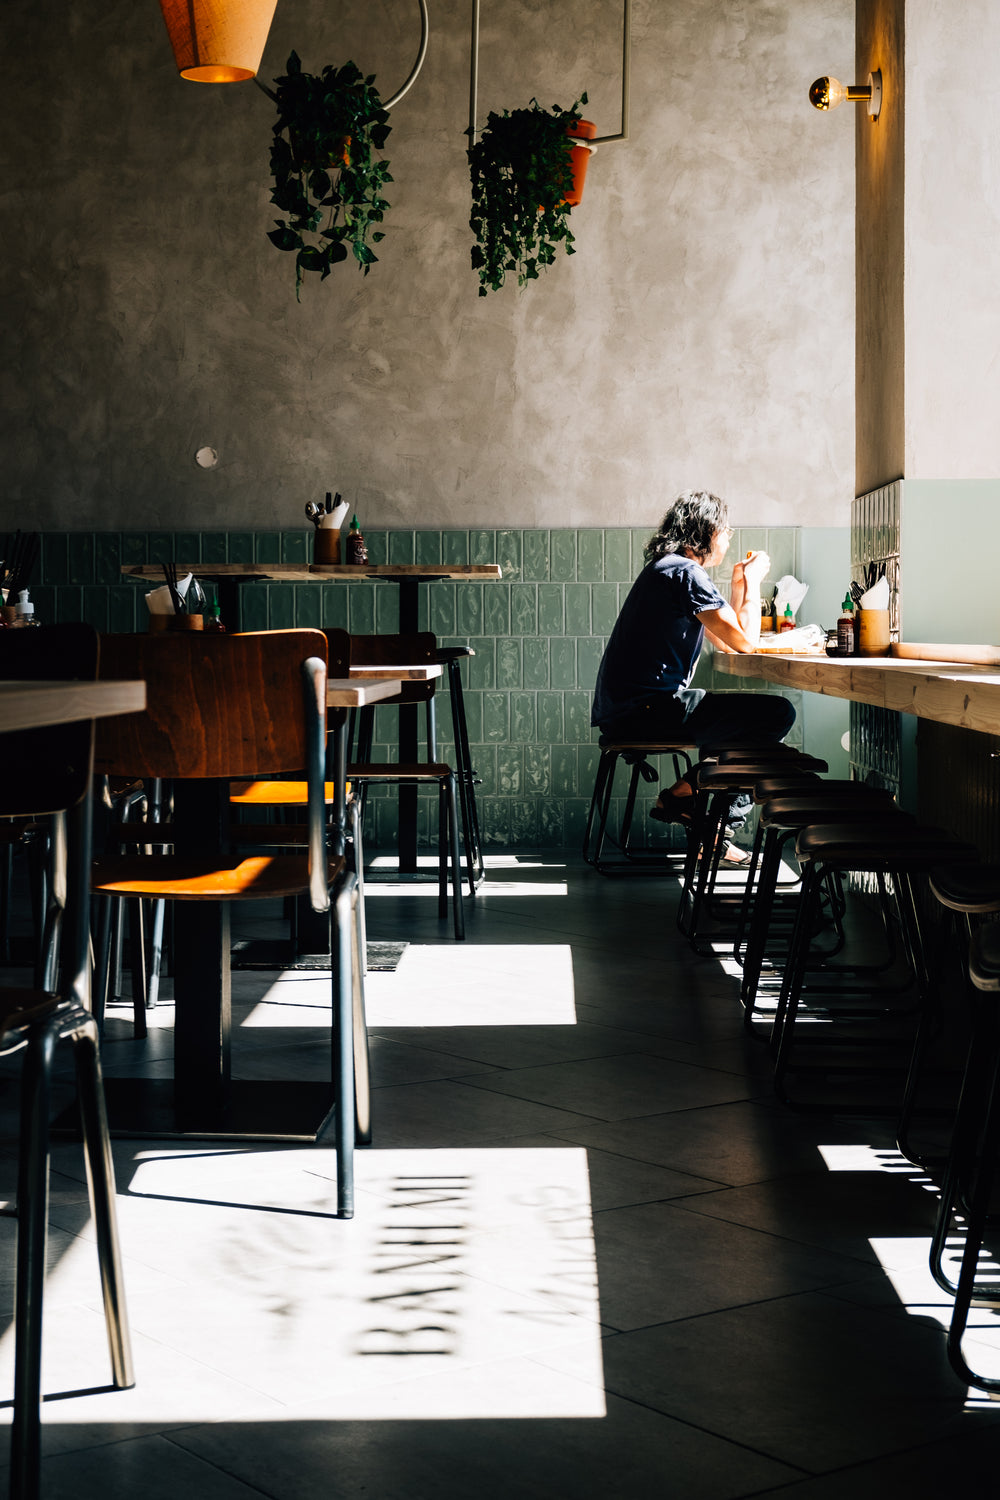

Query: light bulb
[809,76,847,110]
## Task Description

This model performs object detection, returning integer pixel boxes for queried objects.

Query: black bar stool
[928,919,1000,1396]
[772,822,979,1112]
[583,738,694,874]
[435,646,484,892]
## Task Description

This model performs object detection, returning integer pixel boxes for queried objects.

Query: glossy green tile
[550,638,576,690]
[374,584,398,633]
[241,585,269,632]
[604,529,631,582]
[765,527,797,582]
[522,636,549,689]
[40,534,70,585]
[537,797,565,844]
[267,583,294,629]
[173,533,202,568]
[67,534,95,584]
[482,585,510,638]
[254,532,281,564]
[577,637,604,693]
[415,531,442,566]
[441,531,468,566]
[524,744,550,795]
[564,691,592,743]
[496,637,522,689]
[510,692,535,742]
[577,530,603,582]
[564,583,591,636]
[522,530,549,581]
[497,747,523,795]
[496,530,522,582]
[228,532,254,564]
[94,533,121,584]
[631,529,650,573]
[429,583,456,637]
[563,798,590,846]
[282,531,309,564]
[348,584,376,634]
[482,693,508,743]
[481,799,510,846]
[509,799,538,846]
[591,583,619,637]
[108,586,137,633]
[364,529,387,566]
[467,639,494,690]
[470,530,494,566]
[456,584,483,637]
[29,585,56,625]
[295,584,323,630]
[551,747,575,804]
[537,584,565,636]
[81,586,109,633]
[201,533,228,565]
[509,583,537,635]
[119,532,148,568]
[52,585,82,624]
[472,743,497,796]
[537,693,564,743]
[550,531,576,581]
[321,585,349,630]
[388,531,415,565]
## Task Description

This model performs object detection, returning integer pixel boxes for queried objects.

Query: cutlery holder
[857,608,891,656]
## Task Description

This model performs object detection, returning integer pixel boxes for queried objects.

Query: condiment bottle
[15,588,39,627]
[346,515,368,565]
[204,591,226,633]
[837,594,855,655]
[778,603,795,632]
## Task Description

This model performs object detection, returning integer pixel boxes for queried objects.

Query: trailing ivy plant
[265,53,392,299]
[468,94,587,296]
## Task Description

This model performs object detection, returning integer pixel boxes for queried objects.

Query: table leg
[397,579,420,872]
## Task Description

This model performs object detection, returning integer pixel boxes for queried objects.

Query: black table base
[62,1078,339,1143]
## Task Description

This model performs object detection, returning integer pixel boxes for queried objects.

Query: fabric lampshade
[158,0,279,83]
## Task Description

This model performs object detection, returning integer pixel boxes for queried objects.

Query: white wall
[0,0,855,532]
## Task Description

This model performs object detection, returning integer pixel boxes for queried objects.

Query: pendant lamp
[159,0,279,83]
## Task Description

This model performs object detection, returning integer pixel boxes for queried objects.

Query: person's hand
[738,550,770,587]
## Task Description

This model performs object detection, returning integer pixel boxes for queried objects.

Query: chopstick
[161,560,185,614]
[0,530,40,596]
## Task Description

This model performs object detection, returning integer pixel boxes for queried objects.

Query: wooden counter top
[713,650,1000,735]
[0,679,146,734]
[121,563,502,583]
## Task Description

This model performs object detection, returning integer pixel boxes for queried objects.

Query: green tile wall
[33,527,800,851]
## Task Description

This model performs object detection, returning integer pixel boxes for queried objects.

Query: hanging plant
[468,94,590,296]
[266,53,392,299]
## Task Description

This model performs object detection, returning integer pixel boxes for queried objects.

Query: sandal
[649,793,694,827]
[720,840,753,867]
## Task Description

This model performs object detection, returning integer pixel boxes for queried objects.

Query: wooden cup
[168,613,204,631]
[314,528,341,565]
[857,608,891,656]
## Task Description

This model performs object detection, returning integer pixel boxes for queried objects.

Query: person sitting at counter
[591,490,795,848]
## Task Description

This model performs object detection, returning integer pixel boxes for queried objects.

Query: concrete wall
[1,0,854,534]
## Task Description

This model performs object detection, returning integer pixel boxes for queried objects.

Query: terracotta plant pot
[564,120,597,207]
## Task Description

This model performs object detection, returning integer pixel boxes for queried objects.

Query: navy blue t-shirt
[592,554,727,727]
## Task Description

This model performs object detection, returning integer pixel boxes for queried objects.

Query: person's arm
[701,550,769,653]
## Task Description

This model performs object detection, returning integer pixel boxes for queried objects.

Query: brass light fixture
[809,68,882,121]
[158,0,279,83]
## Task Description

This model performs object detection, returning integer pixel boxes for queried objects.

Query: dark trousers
[600,688,797,831]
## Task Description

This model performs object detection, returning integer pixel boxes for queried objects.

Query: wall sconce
[809,69,882,121]
[158,0,278,82]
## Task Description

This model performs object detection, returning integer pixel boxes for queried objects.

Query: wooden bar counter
[713,648,1000,735]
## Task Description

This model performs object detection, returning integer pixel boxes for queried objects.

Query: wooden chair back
[95,631,328,779]
[326,630,438,705]
[0,623,99,816]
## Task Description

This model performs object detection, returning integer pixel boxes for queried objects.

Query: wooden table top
[714,649,1000,735]
[0,680,147,734]
[121,563,502,583]
[347,663,443,682]
[327,676,403,707]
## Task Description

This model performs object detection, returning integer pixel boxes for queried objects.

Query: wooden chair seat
[348,762,454,781]
[93,853,346,901]
[230,779,344,805]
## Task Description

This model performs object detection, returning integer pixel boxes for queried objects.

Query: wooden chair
[91,630,368,1214]
[0,623,134,1500]
[329,630,466,940]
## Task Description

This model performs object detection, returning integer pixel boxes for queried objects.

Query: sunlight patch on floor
[4,1146,605,1424]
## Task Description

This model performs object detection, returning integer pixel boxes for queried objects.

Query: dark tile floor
[2,851,1000,1498]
